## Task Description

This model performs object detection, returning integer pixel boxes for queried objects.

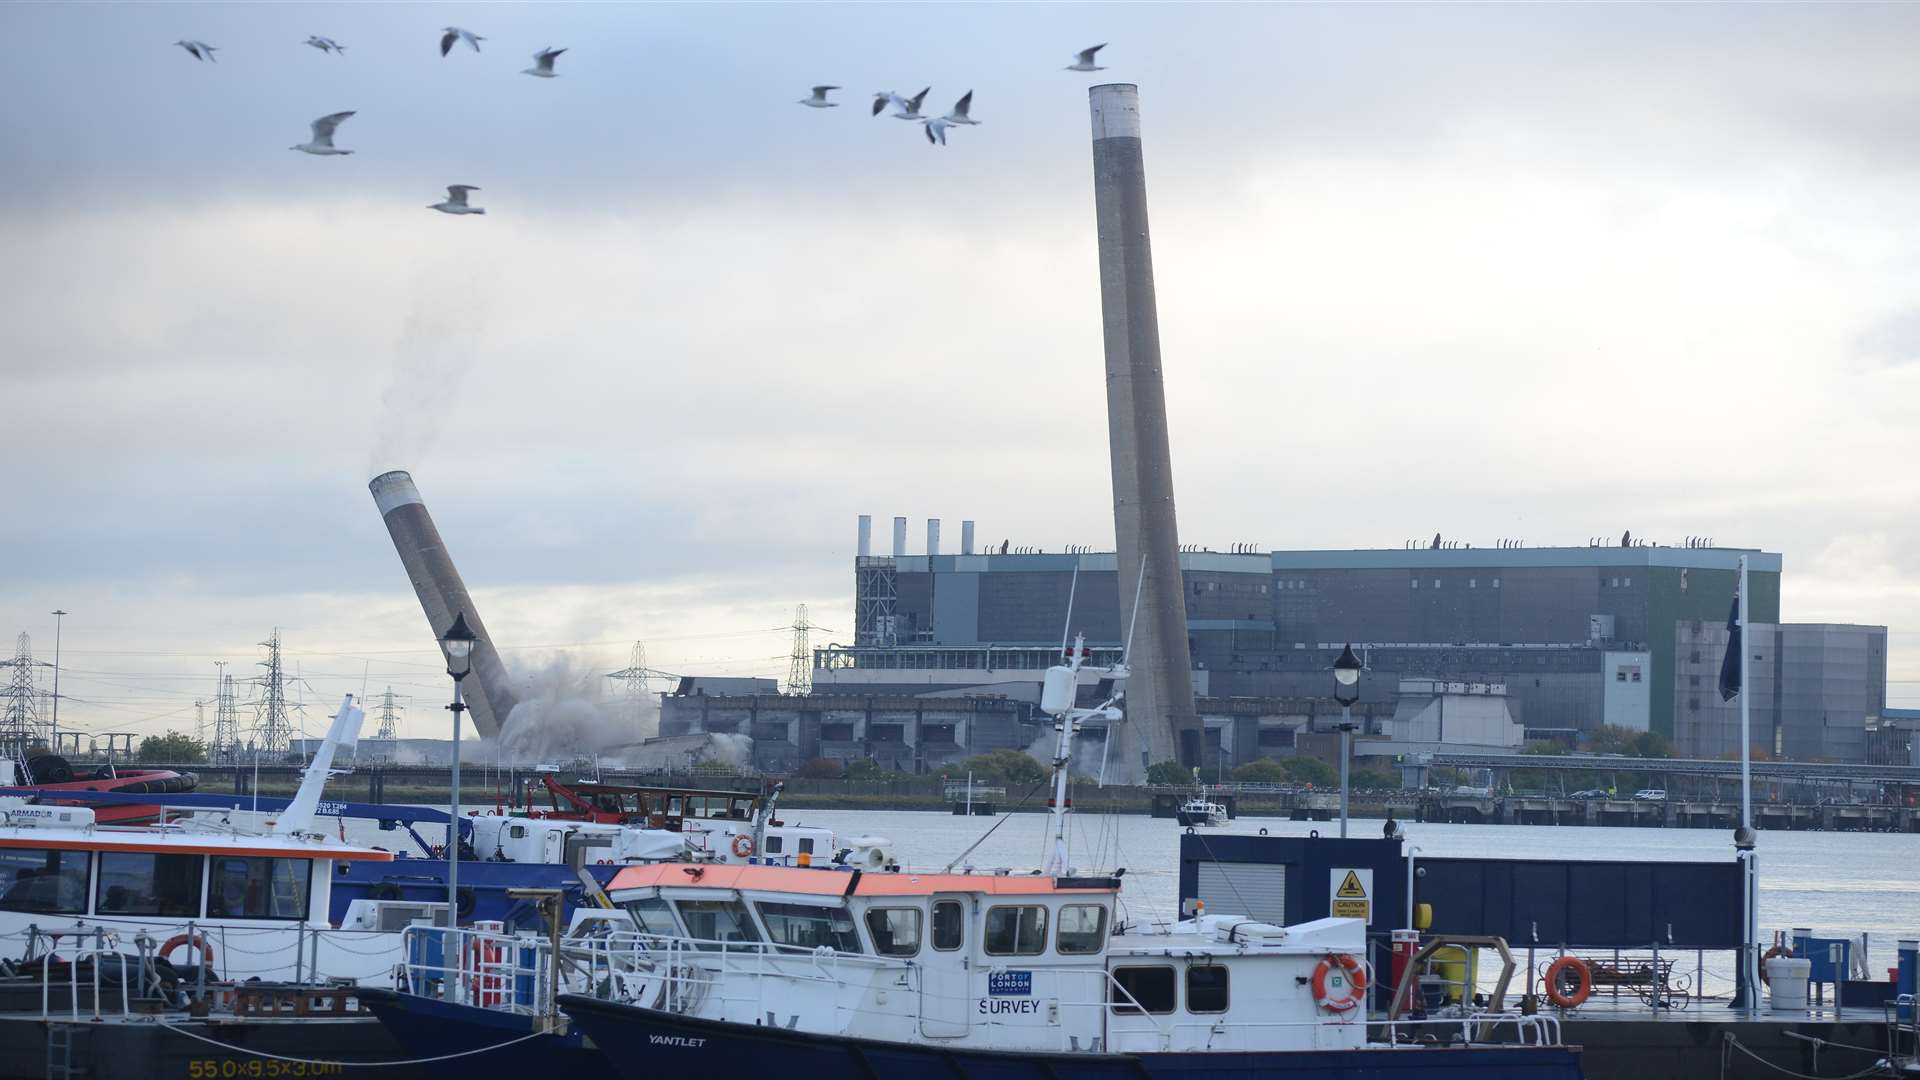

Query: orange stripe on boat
[606,863,1115,896]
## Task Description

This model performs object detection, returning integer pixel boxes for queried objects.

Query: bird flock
[173,28,1114,209]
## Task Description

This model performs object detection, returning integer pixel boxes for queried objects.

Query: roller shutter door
[1195,862,1286,924]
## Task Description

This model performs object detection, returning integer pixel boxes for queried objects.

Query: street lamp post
[438,612,476,1002]
[1333,643,1362,839]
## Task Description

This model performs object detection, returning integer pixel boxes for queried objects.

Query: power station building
[815,529,1890,764]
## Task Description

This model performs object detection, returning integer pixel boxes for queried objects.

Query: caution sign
[1329,868,1372,922]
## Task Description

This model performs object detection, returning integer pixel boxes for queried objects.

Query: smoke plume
[494,652,656,765]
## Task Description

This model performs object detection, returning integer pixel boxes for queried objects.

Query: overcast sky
[2,1,1917,744]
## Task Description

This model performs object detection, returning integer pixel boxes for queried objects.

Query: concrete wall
[1602,651,1653,732]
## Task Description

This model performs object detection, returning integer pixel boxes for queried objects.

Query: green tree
[1145,760,1191,786]
[845,758,897,781]
[1282,757,1338,788]
[1348,767,1399,790]
[794,757,844,779]
[1627,730,1672,759]
[1230,759,1291,784]
[959,749,1047,785]
[138,731,207,763]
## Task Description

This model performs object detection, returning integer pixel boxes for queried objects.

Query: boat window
[0,848,87,914]
[983,905,1048,956]
[1110,965,1176,1014]
[1056,904,1108,955]
[667,797,683,817]
[764,835,784,854]
[1187,965,1229,1013]
[96,852,204,917]
[797,837,815,855]
[207,857,310,920]
[865,907,922,957]
[757,901,862,952]
[674,898,761,948]
[931,900,964,951]
[622,895,677,935]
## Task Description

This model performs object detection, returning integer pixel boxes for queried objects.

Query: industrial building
[812,523,1891,766]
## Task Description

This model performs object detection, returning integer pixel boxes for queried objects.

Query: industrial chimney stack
[368,471,519,739]
[1088,84,1201,779]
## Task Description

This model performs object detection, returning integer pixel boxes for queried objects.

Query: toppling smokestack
[1088,84,1200,780]
[368,470,518,738]
[857,515,873,558]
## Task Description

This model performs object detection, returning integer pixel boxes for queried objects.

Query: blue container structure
[1900,940,1917,1022]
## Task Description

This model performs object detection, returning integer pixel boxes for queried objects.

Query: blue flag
[1717,595,1742,702]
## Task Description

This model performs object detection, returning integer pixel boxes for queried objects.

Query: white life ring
[730,834,755,858]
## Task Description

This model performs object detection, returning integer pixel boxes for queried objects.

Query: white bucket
[1767,957,1812,1011]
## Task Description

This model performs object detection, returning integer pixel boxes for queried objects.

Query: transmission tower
[211,670,239,762]
[369,687,404,761]
[0,633,50,755]
[786,605,813,696]
[606,641,662,732]
[251,631,293,758]
[195,700,206,747]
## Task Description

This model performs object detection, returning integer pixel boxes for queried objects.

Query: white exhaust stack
[961,520,976,555]
[857,515,872,558]
[368,470,519,738]
[892,516,907,557]
[928,518,942,557]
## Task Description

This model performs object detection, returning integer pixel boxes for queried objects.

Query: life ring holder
[1312,953,1368,1015]
[1543,956,1592,1008]
[160,933,215,973]
[730,834,755,859]
[1759,945,1792,985]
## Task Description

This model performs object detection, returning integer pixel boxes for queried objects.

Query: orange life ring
[1759,945,1792,985]
[160,933,215,971]
[730,834,755,858]
[1312,953,1368,1013]
[1543,956,1591,1008]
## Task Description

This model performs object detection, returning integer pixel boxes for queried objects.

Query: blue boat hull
[331,858,624,925]
[359,988,596,1080]
[557,994,1585,1080]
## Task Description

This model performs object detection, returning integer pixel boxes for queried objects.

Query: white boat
[0,695,408,985]
[1173,789,1227,828]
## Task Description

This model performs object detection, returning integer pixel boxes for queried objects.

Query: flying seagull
[522,46,566,78]
[798,86,840,108]
[428,185,485,215]
[305,35,345,54]
[291,111,356,155]
[1066,43,1106,72]
[923,117,955,146]
[876,87,930,120]
[942,90,979,125]
[174,40,218,63]
[440,27,483,56]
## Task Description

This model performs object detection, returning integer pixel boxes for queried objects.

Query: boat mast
[1042,635,1126,876]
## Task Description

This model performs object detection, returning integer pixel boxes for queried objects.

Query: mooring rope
[155,1021,548,1067]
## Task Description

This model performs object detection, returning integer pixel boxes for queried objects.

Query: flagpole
[1736,554,1760,1012]
[1739,554,1751,832]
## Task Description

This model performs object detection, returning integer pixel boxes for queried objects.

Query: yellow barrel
[1429,945,1477,1003]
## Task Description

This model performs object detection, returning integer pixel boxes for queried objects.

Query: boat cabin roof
[0,826,394,862]
[607,863,1118,899]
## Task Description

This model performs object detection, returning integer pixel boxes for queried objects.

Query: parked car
[1568,789,1610,800]
[1632,788,1667,801]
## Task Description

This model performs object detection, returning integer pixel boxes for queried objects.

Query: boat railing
[18,923,161,1022]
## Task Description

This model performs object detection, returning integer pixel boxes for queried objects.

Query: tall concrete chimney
[368,471,518,739]
[961,520,976,556]
[892,516,908,557]
[1088,84,1200,778]
[928,518,942,557]
[857,515,872,558]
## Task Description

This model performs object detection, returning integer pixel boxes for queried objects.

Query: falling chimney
[1088,84,1200,779]
[368,470,518,739]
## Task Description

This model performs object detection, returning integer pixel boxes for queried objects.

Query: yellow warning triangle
[1336,870,1367,898]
